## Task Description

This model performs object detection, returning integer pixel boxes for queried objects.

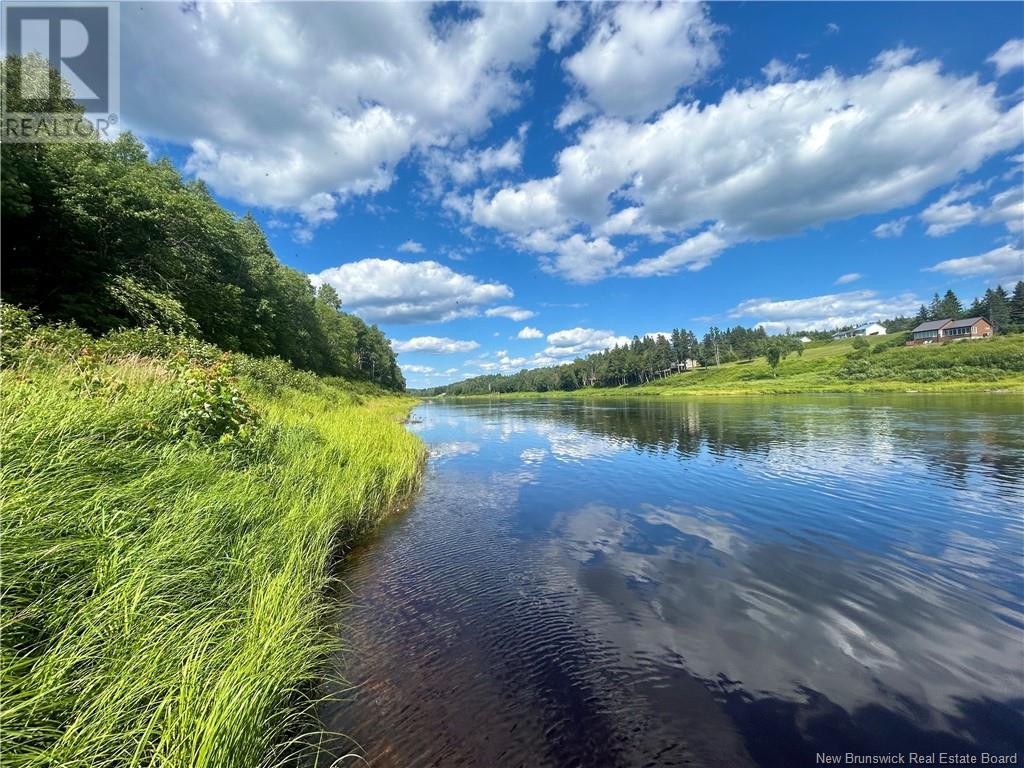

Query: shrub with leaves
[227,352,319,395]
[106,275,201,336]
[0,303,35,367]
[68,346,127,397]
[1,304,101,372]
[99,325,220,364]
[171,354,258,444]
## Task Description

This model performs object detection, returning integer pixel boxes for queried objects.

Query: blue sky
[120,2,1023,387]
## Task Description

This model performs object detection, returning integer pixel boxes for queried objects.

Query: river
[321,395,1024,767]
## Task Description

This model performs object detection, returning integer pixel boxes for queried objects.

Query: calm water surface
[321,395,1024,767]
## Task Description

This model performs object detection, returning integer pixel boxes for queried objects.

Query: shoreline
[417,335,1024,400]
[427,381,1024,400]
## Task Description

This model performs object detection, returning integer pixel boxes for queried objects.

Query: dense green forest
[1,55,403,389]
[419,283,1024,396]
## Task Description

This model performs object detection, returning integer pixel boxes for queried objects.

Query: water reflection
[460,396,1024,495]
[321,395,1023,767]
[551,501,1020,736]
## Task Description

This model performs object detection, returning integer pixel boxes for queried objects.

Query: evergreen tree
[704,327,723,367]
[985,287,1011,333]
[653,334,674,374]
[670,329,686,366]
[886,315,914,333]
[937,289,963,319]
[686,331,700,367]
[968,294,987,319]
[1010,281,1024,326]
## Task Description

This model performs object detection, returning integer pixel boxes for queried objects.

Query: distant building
[907,317,993,345]
[833,322,887,339]
[665,359,700,374]
[941,317,994,340]
[799,336,812,343]
[908,319,949,343]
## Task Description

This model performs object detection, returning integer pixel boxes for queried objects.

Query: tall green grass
[1,314,424,767]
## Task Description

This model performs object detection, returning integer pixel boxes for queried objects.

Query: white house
[833,322,887,340]
[799,336,812,343]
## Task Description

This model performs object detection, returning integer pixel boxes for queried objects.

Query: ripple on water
[320,397,1024,767]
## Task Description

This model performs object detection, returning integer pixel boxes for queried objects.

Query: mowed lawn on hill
[591,335,1024,395]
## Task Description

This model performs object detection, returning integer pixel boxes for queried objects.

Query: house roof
[943,317,986,329]
[911,319,951,332]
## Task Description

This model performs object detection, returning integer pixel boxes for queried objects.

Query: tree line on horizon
[1,55,404,389]
[418,326,808,395]
[420,282,1024,396]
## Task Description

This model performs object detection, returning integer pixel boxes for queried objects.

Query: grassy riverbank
[442,335,1024,399]
[1,314,424,768]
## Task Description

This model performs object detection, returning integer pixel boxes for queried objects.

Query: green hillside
[446,334,1024,398]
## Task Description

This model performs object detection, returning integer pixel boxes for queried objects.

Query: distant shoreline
[416,335,1024,399]
[432,383,1024,400]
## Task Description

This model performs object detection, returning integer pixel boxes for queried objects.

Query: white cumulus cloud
[544,327,631,357]
[920,185,985,237]
[555,99,597,130]
[424,125,527,193]
[921,182,1023,237]
[730,290,920,332]
[873,217,910,239]
[516,326,544,339]
[402,364,435,374]
[988,38,1024,77]
[873,47,918,71]
[986,187,1024,233]
[121,2,558,237]
[926,244,1024,285]
[485,305,536,321]
[309,259,511,324]
[564,2,720,119]
[621,229,730,277]
[470,51,1023,280]
[393,336,480,354]
[762,58,797,83]
[397,240,425,253]
[548,3,585,53]
[543,234,623,283]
